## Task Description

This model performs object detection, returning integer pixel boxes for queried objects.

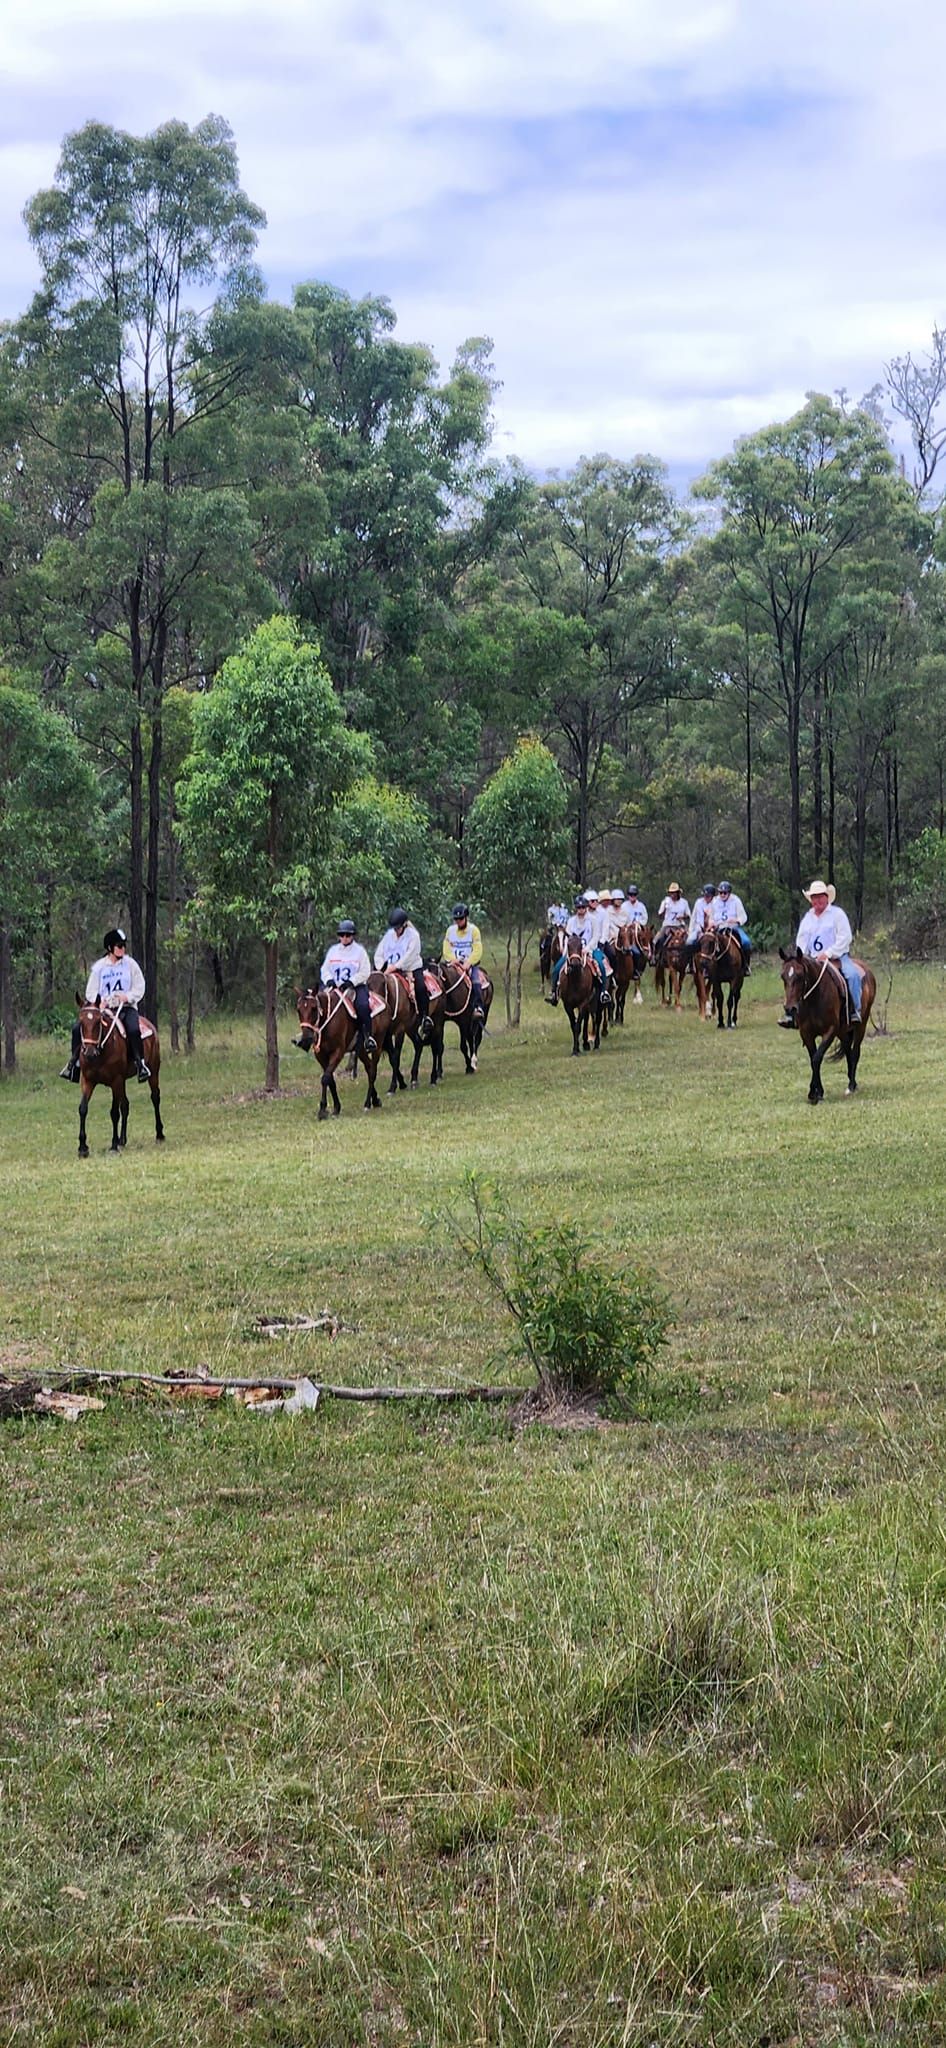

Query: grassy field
[3,959,946,2045]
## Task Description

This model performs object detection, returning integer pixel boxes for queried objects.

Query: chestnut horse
[74,995,165,1157]
[558,935,604,1055]
[779,949,876,1103]
[653,927,688,1011]
[698,928,745,1030]
[437,963,493,1076]
[295,982,394,1117]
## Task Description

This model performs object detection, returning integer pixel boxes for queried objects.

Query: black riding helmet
[701,882,715,897]
[104,927,126,950]
[452,903,469,920]
[337,919,356,937]
[389,908,409,929]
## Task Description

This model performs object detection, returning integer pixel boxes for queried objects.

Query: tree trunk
[504,929,513,1026]
[186,930,197,1053]
[42,889,54,1014]
[129,710,144,962]
[145,708,162,1019]
[167,804,179,1053]
[826,698,836,883]
[787,692,803,913]
[264,938,279,1093]
[811,675,823,873]
[575,700,590,883]
[745,677,753,863]
[210,948,225,1005]
[513,922,524,1029]
[0,925,15,1074]
[883,751,896,908]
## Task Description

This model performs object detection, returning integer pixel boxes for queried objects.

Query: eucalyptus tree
[695,395,918,905]
[2,116,267,1013]
[467,738,570,1025]
[504,457,690,880]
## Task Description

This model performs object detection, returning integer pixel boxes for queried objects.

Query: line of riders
[542,875,865,1027]
[60,907,491,1090]
[543,880,753,1013]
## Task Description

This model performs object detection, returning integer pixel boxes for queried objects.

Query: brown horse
[437,963,493,1076]
[558,935,603,1054]
[778,949,876,1103]
[653,926,688,1010]
[698,928,745,1030]
[74,996,164,1157]
[295,982,394,1116]
[380,968,446,1090]
[614,921,651,1015]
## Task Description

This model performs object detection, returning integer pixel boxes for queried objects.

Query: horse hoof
[78,1147,89,1159]
[156,1133,165,1143]
[318,1108,328,1122]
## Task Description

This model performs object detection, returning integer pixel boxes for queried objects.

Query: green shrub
[446,1176,671,1405]
[893,828,946,959]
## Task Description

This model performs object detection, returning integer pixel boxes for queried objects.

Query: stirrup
[544,994,558,1006]
[777,1015,795,1030]
[362,1033,377,1055]
[136,1059,151,1082]
[60,1060,80,1082]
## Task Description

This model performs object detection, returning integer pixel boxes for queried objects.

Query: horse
[697,928,745,1030]
[379,968,446,1091]
[558,935,604,1055]
[653,926,688,1011]
[437,962,493,1076]
[74,995,164,1158]
[691,945,713,1021]
[539,924,565,990]
[778,949,876,1103]
[295,981,395,1117]
[614,921,651,1015]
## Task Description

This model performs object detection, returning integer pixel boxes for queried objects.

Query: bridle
[78,1003,120,1057]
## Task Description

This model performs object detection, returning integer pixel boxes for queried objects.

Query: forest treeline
[3,115,946,1073]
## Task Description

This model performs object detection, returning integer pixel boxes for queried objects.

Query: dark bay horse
[380,968,446,1090]
[295,982,394,1117]
[698,928,745,1030]
[779,949,876,1103]
[437,963,493,1075]
[654,927,688,1011]
[558,936,603,1055]
[74,996,164,1157]
[539,925,565,990]
[614,921,651,1015]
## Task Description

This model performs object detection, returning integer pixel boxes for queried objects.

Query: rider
[780,879,862,1027]
[546,893,590,1004]
[684,882,716,970]
[374,907,431,1040]
[710,880,752,972]
[621,883,649,991]
[442,904,487,1020]
[652,881,691,965]
[583,890,613,1005]
[320,919,377,1053]
[60,927,150,1083]
[546,897,569,931]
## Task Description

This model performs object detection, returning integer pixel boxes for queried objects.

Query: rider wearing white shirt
[61,927,150,1082]
[653,883,691,963]
[684,883,716,968]
[782,880,861,1024]
[321,920,377,1051]
[374,908,430,1038]
[548,896,611,1004]
[710,881,751,970]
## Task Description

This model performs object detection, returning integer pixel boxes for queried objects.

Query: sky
[1,0,944,481]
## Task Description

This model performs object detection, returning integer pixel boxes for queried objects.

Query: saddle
[423,968,441,997]
[341,987,387,1023]
[106,1010,155,1041]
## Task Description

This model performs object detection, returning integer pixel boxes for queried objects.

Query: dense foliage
[3,113,946,1064]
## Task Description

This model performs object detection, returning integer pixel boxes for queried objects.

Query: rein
[79,1005,120,1054]
[796,958,832,1004]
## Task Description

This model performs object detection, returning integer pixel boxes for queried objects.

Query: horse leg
[845,1028,863,1095]
[78,1083,91,1158]
[110,1089,122,1151]
[119,1087,129,1145]
[151,1080,165,1141]
[569,1009,580,1056]
[808,1030,835,1103]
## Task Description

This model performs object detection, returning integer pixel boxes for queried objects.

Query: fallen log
[19,1365,526,1403]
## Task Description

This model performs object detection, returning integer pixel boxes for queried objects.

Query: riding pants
[353,983,374,1039]
[412,967,429,1021]
[592,946,611,990]
[550,952,566,995]
[469,964,487,1014]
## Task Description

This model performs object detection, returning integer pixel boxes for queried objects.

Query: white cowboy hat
[804,879,836,903]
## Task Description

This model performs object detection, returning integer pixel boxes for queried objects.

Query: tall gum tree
[695,395,918,906]
[177,616,367,1093]
[6,116,265,1015]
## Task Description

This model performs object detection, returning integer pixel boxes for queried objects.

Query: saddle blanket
[389,968,441,1001]
[341,988,387,1022]
[108,1012,155,1040]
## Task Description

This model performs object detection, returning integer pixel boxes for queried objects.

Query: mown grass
[3,960,946,2043]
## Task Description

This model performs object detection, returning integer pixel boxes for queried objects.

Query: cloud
[2,0,945,477]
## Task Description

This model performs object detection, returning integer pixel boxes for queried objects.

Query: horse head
[77,994,105,1060]
[294,986,326,1052]
[778,946,808,1025]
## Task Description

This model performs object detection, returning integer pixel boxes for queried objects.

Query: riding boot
[59,1058,81,1082]
[777,1013,796,1029]
[544,993,559,1006]
[359,1031,378,1056]
[127,1029,151,1082]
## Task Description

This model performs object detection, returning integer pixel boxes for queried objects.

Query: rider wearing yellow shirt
[441,903,486,1020]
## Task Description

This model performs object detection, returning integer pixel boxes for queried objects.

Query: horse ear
[94,993,101,1007]
[795,947,804,961]
[778,947,788,961]
[74,989,83,1006]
